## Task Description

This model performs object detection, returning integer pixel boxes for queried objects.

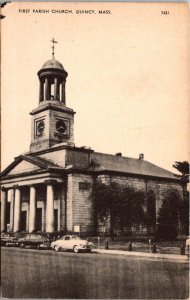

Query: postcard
[1,2,189,299]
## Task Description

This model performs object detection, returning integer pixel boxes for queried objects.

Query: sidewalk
[92,248,189,262]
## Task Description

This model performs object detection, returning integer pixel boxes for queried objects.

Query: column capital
[44,180,57,185]
[1,186,6,192]
[13,185,19,190]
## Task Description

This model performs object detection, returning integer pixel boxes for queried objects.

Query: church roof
[89,152,178,180]
[23,155,63,170]
[1,148,178,181]
[41,57,65,70]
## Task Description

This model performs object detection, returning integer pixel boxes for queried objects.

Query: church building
[1,44,184,237]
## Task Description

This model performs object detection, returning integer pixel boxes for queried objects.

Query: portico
[1,181,64,233]
[1,155,66,234]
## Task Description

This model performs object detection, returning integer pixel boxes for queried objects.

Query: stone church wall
[65,173,183,236]
[59,184,66,231]
[66,173,93,235]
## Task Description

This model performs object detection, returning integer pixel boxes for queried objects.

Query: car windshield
[71,236,81,240]
[62,236,70,240]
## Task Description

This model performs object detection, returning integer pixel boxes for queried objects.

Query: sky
[1,2,189,173]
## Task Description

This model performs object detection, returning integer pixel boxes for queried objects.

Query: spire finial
[50,38,58,59]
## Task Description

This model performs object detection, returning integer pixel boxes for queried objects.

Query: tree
[90,181,146,238]
[172,161,189,183]
[146,190,156,235]
[178,193,189,235]
[157,190,181,240]
[172,161,189,235]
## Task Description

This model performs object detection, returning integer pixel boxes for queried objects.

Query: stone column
[46,183,54,232]
[29,186,36,233]
[54,78,58,100]
[1,188,7,232]
[44,78,48,100]
[61,81,65,103]
[14,188,21,233]
[47,82,51,100]
[57,83,60,101]
[8,189,14,232]
[39,80,43,102]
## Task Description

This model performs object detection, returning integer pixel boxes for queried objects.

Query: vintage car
[51,235,93,253]
[18,233,51,249]
[1,232,19,247]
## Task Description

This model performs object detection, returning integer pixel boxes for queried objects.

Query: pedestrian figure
[148,238,152,253]
[105,239,109,250]
[151,242,157,253]
[128,241,132,252]
[180,244,185,255]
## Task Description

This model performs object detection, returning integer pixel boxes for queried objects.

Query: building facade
[1,53,184,236]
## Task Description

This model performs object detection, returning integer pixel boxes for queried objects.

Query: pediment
[1,154,64,178]
[7,160,40,176]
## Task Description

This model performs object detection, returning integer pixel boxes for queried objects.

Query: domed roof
[41,57,64,70]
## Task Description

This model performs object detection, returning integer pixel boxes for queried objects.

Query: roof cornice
[30,103,75,116]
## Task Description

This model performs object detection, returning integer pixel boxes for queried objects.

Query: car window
[25,235,31,239]
[31,235,40,239]
[1,233,10,237]
[2,233,8,237]
[64,236,71,240]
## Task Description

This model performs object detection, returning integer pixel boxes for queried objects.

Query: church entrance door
[36,208,42,231]
[54,209,58,231]
[6,202,11,231]
[20,211,27,231]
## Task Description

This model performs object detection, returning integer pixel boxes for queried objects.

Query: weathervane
[51,38,58,58]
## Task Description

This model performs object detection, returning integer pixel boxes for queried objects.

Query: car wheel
[37,244,41,250]
[73,245,79,253]
[54,245,60,252]
[20,243,25,248]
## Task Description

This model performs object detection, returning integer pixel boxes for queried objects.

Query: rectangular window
[79,182,91,190]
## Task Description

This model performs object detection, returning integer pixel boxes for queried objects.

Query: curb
[92,249,189,262]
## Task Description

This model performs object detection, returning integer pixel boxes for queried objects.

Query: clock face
[56,119,67,134]
[36,120,45,136]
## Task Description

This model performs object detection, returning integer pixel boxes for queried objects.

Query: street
[1,247,189,299]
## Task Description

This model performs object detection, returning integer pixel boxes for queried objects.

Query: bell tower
[30,39,75,152]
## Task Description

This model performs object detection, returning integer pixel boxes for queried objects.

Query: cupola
[37,38,68,103]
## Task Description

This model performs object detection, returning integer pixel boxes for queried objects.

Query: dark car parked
[18,233,51,249]
[1,232,19,247]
